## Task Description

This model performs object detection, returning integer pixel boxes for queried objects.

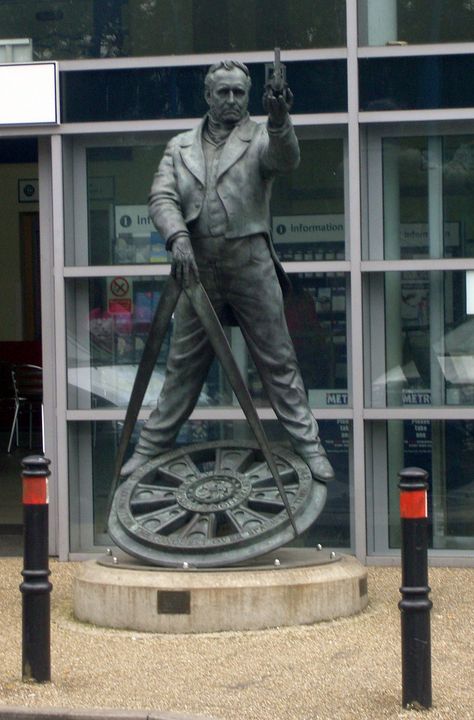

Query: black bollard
[20,455,52,683]
[398,466,432,710]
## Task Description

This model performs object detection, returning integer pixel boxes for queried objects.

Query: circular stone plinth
[73,549,368,633]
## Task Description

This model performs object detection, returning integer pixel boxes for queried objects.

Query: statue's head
[204,60,251,126]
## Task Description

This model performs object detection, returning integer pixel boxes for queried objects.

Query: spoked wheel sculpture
[108,441,327,568]
[107,277,329,568]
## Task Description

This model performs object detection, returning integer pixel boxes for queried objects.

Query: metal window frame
[361,116,474,560]
[63,121,354,556]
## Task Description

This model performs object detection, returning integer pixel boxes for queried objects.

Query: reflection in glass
[62,60,348,124]
[272,138,346,260]
[79,137,346,266]
[360,56,474,112]
[359,0,474,46]
[85,144,166,266]
[381,135,474,260]
[66,273,349,410]
[68,419,351,551]
[368,270,474,407]
[0,0,346,61]
[386,420,474,550]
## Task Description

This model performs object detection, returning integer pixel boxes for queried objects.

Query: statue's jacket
[148,113,300,292]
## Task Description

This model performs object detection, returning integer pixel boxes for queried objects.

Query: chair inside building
[7,363,44,453]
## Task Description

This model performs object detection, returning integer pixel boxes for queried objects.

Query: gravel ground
[0,558,473,720]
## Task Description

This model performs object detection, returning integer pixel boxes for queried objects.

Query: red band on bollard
[400,489,427,519]
[23,476,49,505]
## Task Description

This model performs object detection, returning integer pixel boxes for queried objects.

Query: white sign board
[114,205,167,264]
[115,205,153,236]
[272,216,461,248]
[273,214,345,243]
[0,62,59,125]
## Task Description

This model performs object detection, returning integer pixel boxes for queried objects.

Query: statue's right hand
[171,234,199,287]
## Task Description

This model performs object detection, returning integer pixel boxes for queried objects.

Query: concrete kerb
[0,708,216,720]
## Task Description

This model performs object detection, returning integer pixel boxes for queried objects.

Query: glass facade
[68,418,351,551]
[66,273,348,411]
[0,0,346,60]
[368,420,474,553]
[60,60,348,123]
[72,135,346,267]
[365,130,474,415]
[4,2,474,562]
[380,135,474,260]
[359,56,474,112]
[359,0,474,46]
[366,270,474,407]
[85,144,167,266]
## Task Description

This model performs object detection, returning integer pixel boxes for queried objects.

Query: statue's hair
[204,60,251,91]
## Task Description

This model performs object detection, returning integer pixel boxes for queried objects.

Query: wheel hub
[177,471,251,512]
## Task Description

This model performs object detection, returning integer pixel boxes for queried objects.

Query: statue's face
[205,67,249,125]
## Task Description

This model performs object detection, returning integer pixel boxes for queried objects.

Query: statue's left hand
[263,87,294,127]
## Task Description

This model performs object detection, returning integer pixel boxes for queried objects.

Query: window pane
[366,270,474,407]
[66,273,349,410]
[61,60,347,123]
[360,56,474,112]
[70,135,346,266]
[359,1,474,46]
[379,135,474,260]
[385,420,474,551]
[68,418,351,551]
[84,144,167,266]
[272,138,346,261]
[0,0,346,61]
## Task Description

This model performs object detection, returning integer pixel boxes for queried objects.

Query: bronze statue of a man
[121,59,334,483]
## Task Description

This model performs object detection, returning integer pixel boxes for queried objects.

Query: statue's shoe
[120,451,154,478]
[292,440,335,483]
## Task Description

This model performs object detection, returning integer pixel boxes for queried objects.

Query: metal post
[20,455,52,683]
[398,467,432,709]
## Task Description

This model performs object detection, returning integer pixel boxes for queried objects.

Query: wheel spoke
[137,505,191,535]
[248,487,287,514]
[134,502,180,522]
[131,485,178,513]
[250,483,299,497]
[226,506,269,530]
[176,512,217,543]
[223,509,244,533]
[214,447,225,471]
[245,460,270,476]
[248,483,299,516]
[136,483,178,492]
[207,512,217,539]
[131,497,177,514]
[217,448,255,473]
[248,467,296,488]
[156,455,201,485]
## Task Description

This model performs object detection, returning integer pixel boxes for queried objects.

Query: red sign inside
[108,298,132,314]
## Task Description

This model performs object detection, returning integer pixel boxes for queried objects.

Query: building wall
[2,1,474,563]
